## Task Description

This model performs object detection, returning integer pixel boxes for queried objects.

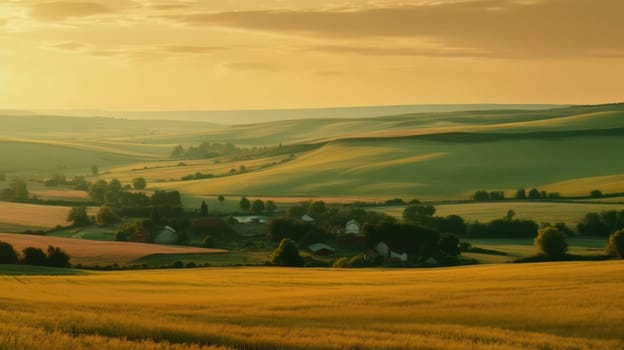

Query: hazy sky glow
[1,0,623,110]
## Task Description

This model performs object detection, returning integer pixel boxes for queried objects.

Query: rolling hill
[3,103,624,199]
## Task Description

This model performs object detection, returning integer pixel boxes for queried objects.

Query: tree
[239,196,251,211]
[133,177,147,190]
[266,200,277,215]
[218,195,225,204]
[251,199,265,214]
[516,188,527,199]
[199,200,209,216]
[88,179,109,204]
[473,190,490,201]
[109,179,122,193]
[21,247,47,266]
[605,230,624,258]
[505,209,516,222]
[9,178,29,201]
[46,246,70,268]
[534,226,568,258]
[307,201,326,217]
[0,241,18,264]
[590,190,603,198]
[67,207,90,226]
[270,238,304,267]
[96,206,117,226]
[91,165,99,175]
[528,188,541,199]
[403,204,436,223]
[439,234,461,256]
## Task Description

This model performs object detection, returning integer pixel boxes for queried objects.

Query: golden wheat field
[0,233,226,266]
[1,262,623,350]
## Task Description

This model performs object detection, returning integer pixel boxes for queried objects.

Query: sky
[0,0,623,111]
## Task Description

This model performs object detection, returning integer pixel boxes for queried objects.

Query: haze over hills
[28,104,565,125]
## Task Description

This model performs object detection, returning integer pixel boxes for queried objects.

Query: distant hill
[3,103,624,199]
[34,104,565,124]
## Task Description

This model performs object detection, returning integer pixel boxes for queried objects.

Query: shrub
[332,257,350,268]
[270,238,304,267]
[132,177,147,189]
[0,241,18,264]
[21,247,47,266]
[605,230,624,258]
[534,227,568,258]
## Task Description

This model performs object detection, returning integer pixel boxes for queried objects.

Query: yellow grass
[0,201,72,230]
[30,189,89,201]
[380,201,624,227]
[0,262,623,349]
[102,155,287,183]
[541,174,624,197]
[0,233,226,266]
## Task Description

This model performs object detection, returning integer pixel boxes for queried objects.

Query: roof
[308,243,335,252]
[346,219,360,225]
[301,214,315,222]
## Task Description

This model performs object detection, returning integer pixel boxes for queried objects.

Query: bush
[605,230,624,258]
[0,241,18,264]
[270,238,304,267]
[534,227,568,258]
[133,177,147,189]
[332,257,350,268]
[21,247,47,266]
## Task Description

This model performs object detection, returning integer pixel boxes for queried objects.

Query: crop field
[0,233,226,266]
[0,202,73,231]
[0,262,623,349]
[378,201,624,227]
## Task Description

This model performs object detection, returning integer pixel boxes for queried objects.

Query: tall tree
[239,196,251,211]
[199,200,209,216]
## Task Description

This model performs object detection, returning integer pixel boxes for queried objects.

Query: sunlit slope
[0,140,160,175]
[136,103,624,145]
[0,262,622,349]
[157,132,624,198]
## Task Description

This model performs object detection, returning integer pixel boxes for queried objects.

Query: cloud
[310,44,490,58]
[30,1,113,22]
[48,41,89,51]
[45,41,229,60]
[171,0,624,58]
[223,61,280,72]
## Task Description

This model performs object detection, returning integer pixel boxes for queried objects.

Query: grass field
[155,134,624,199]
[0,233,226,266]
[0,262,623,349]
[4,104,624,199]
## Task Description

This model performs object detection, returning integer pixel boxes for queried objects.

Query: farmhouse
[375,241,408,262]
[154,226,178,244]
[301,214,315,222]
[345,219,360,235]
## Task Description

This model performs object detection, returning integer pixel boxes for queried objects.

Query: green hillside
[3,103,624,198]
